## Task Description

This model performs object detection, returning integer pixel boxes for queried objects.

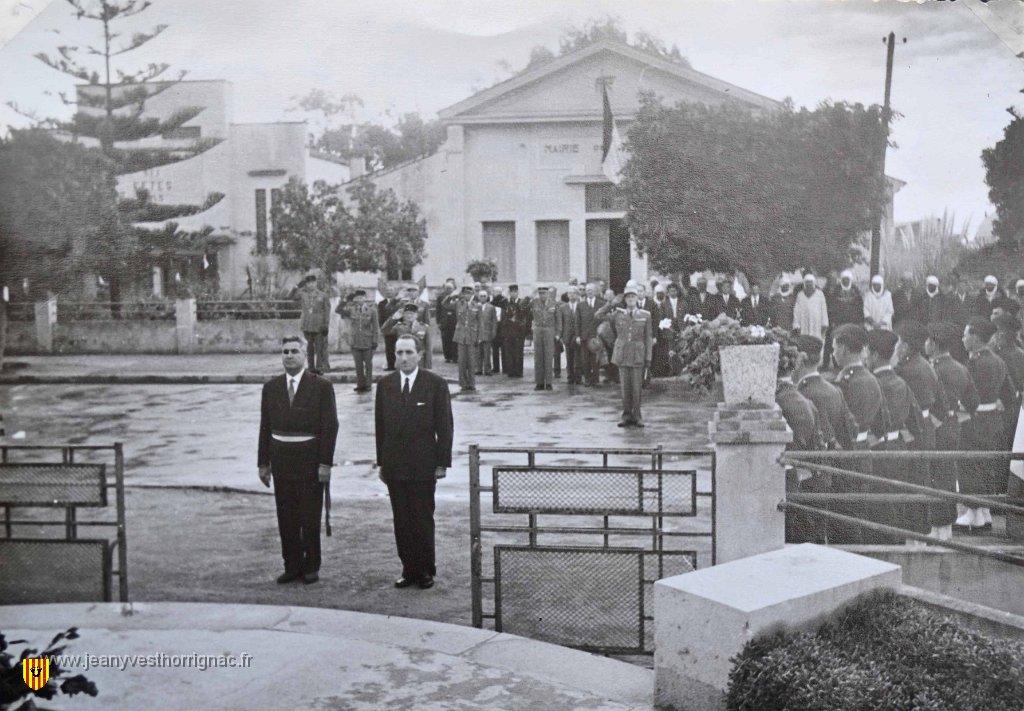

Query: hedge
[727,590,1024,710]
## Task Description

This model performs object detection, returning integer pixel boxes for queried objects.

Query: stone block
[654,544,902,711]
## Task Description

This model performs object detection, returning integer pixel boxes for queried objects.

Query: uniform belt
[976,402,1001,413]
[272,432,315,442]
[885,430,901,442]
[855,431,870,443]
[920,409,929,419]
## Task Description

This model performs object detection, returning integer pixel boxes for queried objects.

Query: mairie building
[363,39,777,292]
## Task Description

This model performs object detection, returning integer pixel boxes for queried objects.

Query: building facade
[75,80,348,296]
[366,40,778,291]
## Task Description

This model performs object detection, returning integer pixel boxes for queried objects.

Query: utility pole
[870,32,898,279]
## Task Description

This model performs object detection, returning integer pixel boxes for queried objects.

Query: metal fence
[5,302,35,322]
[469,444,715,655]
[780,450,1024,568]
[196,300,301,321]
[58,301,175,321]
[0,443,129,602]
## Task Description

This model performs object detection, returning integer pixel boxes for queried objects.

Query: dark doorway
[609,219,631,293]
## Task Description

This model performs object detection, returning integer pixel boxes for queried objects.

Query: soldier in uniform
[381,303,430,358]
[596,286,653,427]
[337,290,379,393]
[446,286,481,392]
[401,285,432,369]
[531,286,558,391]
[960,317,1016,530]
[794,335,857,450]
[894,321,952,538]
[298,275,332,375]
[777,341,825,542]
[501,285,528,378]
[990,312,1024,502]
[830,324,885,543]
[866,328,925,543]
[926,321,979,540]
[437,280,459,363]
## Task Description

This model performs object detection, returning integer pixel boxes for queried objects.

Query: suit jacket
[577,297,605,340]
[739,295,770,327]
[690,291,723,321]
[503,297,530,338]
[258,371,339,479]
[375,369,454,482]
[719,294,743,321]
[477,302,497,342]
[556,301,581,343]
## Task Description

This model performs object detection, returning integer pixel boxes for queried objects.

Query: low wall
[846,545,1024,617]
[7,318,444,355]
[55,321,177,354]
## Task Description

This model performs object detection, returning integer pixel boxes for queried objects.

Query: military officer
[446,286,481,392]
[894,320,953,538]
[926,321,979,540]
[531,286,558,391]
[960,318,1017,530]
[381,303,430,358]
[777,342,825,543]
[829,324,885,543]
[596,286,653,427]
[337,290,379,392]
[793,335,857,450]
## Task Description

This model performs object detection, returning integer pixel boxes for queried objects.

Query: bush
[727,590,1024,710]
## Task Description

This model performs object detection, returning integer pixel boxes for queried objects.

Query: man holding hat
[926,322,979,538]
[793,273,828,339]
[595,286,653,427]
[337,290,379,392]
[863,275,894,331]
[531,286,558,391]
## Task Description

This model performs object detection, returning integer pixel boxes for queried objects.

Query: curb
[0,373,462,386]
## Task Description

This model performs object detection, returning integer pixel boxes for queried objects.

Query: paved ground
[0,355,716,499]
[0,602,654,710]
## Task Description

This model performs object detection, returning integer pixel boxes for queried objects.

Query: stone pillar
[34,297,57,354]
[175,298,197,354]
[654,544,902,711]
[708,404,792,565]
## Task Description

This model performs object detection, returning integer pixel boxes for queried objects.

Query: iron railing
[196,300,301,321]
[780,450,1024,568]
[58,301,175,321]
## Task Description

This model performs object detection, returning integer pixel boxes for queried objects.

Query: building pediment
[438,40,778,125]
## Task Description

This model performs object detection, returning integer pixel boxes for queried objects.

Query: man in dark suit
[556,286,583,384]
[740,284,770,326]
[690,276,724,321]
[501,285,529,378]
[718,279,743,321]
[258,335,339,585]
[577,283,605,386]
[375,334,454,589]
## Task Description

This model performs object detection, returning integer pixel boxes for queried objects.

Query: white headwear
[840,269,853,280]
[984,275,998,286]
[926,275,939,286]
[871,275,884,285]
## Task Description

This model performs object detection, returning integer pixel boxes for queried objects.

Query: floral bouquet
[673,314,797,393]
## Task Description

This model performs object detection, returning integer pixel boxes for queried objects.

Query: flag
[601,84,625,185]
[417,275,430,303]
[1012,403,1024,482]
[375,277,387,305]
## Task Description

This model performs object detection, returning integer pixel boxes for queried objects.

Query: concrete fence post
[708,403,792,565]
[175,298,197,354]
[34,297,57,353]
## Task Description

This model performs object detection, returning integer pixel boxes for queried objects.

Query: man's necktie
[402,377,410,402]
[288,378,296,405]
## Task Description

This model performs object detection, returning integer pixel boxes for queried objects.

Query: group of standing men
[775,307,1023,544]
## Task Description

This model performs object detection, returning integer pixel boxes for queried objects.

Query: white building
[74,80,349,296]
[364,40,778,291]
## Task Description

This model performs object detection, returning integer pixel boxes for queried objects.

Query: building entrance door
[586,219,631,292]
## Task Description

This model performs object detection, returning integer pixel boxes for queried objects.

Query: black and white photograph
[1,0,1023,708]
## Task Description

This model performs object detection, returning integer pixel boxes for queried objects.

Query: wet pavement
[0,358,716,501]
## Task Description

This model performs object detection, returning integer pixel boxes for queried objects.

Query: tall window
[482,222,516,282]
[536,220,570,282]
[585,184,627,212]
[255,189,268,254]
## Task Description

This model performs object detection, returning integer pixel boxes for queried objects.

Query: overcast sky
[1,0,1022,234]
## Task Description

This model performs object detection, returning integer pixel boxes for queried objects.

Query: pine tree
[31,0,223,306]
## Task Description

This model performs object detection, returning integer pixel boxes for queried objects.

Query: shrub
[727,590,1024,711]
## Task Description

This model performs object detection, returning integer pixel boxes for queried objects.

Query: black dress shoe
[535,384,544,391]
[634,420,646,428]
[418,575,435,589]
[394,575,417,588]
[303,572,319,584]
[276,571,302,584]
[545,384,553,391]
